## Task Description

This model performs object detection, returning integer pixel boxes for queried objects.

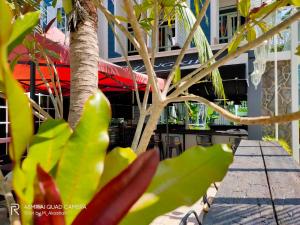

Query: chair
[153,133,165,160]
[165,135,183,158]
[196,135,212,147]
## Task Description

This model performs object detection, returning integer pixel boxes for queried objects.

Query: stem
[123,0,162,100]
[131,111,147,151]
[163,0,211,96]
[0,170,20,225]
[136,105,163,154]
[167,95,300,125]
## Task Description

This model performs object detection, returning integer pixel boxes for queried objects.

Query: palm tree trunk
[68,1,99,129]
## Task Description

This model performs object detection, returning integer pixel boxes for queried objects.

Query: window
[57,8,67,33]
[158,20,177,52]
[36,93,56,125]
[0,98,9,156]
[127,24,138,56]
[219,7,245,43]
[41,2,48,30]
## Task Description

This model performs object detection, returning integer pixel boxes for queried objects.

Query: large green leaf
[4,65,33,163]
[98,147,137,189]
[55,91,111,225]
[21,119,72,203]
[7,11,40,53]
[0,0,12,46]
[120,144,233,225]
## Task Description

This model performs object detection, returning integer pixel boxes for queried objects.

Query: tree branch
[96,1,141,52]
[170,10,300,98]
[107,21,142,110]
[151,0,159,66]
[163,0,210,96]
[123,0,162,101]
[167,94,300,125]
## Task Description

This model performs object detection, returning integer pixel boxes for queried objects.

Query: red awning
[10,28,165,95]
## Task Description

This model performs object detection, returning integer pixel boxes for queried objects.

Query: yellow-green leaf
[62,0,73,14]
[228,33,244,54]
[7,11,40,54]
[4,67,33,163]
[21,119,72,203]
[0,0,13,45]
[257,21,269,33]
[296,45,300,56]
[247,27,256,42]
[98,147,137,189]
[172,66,181,84]
[238,0,250,17]
[121,144,233,225]
[290,0,300,6]
[56,90,111,224]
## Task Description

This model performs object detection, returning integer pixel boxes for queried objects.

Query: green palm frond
[177,3,225,99]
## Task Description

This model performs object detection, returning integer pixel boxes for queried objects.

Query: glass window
[158,20,176,52]
[219,7,245,44]
[57,8,67,33]
[41,2,48,30]
[127,24,138,56]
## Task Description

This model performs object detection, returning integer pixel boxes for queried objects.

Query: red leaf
[33,165,65,225]
[72,150,159,225]
[44,17,56,33]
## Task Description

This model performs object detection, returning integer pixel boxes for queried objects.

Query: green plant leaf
[257,21,269,33]
[250,1,284,19]
[55,90,111,225]
[228,33,244,54]
[52,0,58,8]
[247,27,256,42]
[0,0,13,46]
[172,66,181,85]
[178,4,225,99]
[62,0,73,14]
[238,0,250,17]
[72,150,159,225]
[98,147,137,189]
[289,0,300,6]
[120,144,233,225]
[4,66,33,163]
[21,119,72,203]
[7,11,40,54]
[296,45,300,56]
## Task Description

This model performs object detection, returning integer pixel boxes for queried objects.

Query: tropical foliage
[1,0,300,224]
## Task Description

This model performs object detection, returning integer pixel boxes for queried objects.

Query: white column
[210,0,219,44]
[291,21,299,162]
[98,0,108,59]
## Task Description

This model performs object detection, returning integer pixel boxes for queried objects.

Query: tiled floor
[150,184,218,225]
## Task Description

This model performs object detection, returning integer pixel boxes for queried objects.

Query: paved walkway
[150,184,218,225]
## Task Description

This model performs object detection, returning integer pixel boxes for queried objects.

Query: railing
[219,11,238,44]
[158,22,175,52]
[127,21,176,55]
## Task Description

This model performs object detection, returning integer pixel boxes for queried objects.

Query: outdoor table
[203,140,300,225]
